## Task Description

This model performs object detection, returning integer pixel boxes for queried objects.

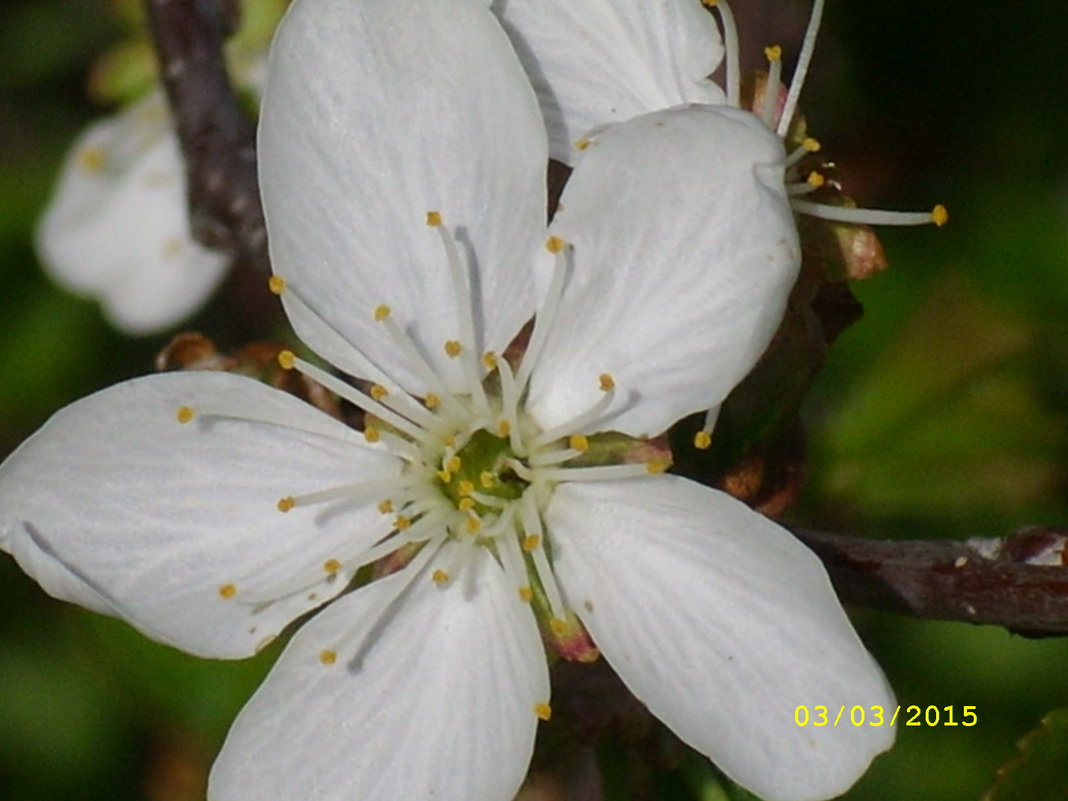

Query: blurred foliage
[984,707,1068,801]
[2,1,1068,800]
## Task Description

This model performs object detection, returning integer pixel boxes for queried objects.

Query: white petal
[0,371,400,659]
[526,107,799,437]
[259,0,546,393]
[36,92,227,335]
[547,476,894,801]
[493,0,726,162]
[209,543,549,801]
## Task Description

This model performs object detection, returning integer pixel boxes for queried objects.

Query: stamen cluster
[187,212,667,667]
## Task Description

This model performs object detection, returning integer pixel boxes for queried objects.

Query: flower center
[175,210,667,676]
[435,428,524,513]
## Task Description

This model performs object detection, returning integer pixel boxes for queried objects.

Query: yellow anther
[764,44,782,62]
[176,406,195,424]
[277,350,296,370]
[163,238,184,260]
[445,456,462,473]
[218,584,237,600]
[426,210,442,227]
[432,569,449,584]
[522,534,541,552]
[545,236,565,254]
[701,0,716,6]
[932,204,949,227]
[377,499,394,514]
[458,480,475,497]
[268,275,286,295]
[534,703,552,721]
[518,586,534,603]
[599,373,615,392]
[646,460,669,475]
[549,617,569,636]
[437,469,453,484]
[694,430,712,450]
[444,435,457,448]
[370,384,389,401]
[394,515,412,531]
[465,516,483,534]
[78,146,107,172]
[481,351,499,370]
[479,471,496,489]
[497,419,512,437]
[444,340,462,358]
[277,496,296,513]
[319,649,338,665]
[425,393,440,409]
[374,304,391,321]
[806,171,826,188]
[323,558,342,575]
[458,498,475,512]
[364,426,381,444]
[803,137,821,153]
[574,138,592,151]
[568,434,589,453]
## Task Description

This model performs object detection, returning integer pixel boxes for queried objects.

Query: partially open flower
[494,0,946,449]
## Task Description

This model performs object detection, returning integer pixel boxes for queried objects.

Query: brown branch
[793,526,1068,636]
[145,0,269,274]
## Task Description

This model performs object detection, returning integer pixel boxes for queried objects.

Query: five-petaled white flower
[1,1,894,800]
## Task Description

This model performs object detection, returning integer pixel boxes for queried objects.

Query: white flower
[494,0,946,444]
[490,0,728,164]
[2,1,893,801]
[36,91,229,335]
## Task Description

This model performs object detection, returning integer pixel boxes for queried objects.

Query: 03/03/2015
[794,704,978,727]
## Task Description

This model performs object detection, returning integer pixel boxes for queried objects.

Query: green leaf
[984,707,1068,801]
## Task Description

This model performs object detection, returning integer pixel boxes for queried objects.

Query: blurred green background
[1,1,1067,799]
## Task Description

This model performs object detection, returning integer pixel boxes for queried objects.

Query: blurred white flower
[36,91,228,335]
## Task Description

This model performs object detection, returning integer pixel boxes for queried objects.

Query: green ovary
[436,428,525,515]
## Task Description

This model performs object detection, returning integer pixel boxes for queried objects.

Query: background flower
[33,0,284,335]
